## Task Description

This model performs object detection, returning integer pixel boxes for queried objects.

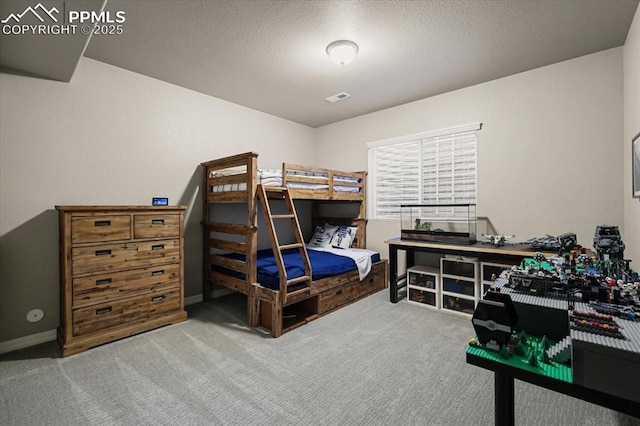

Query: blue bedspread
[219,248,380,290]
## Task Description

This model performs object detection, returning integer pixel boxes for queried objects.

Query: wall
[624,7,640,266]
[0,57,315,343]
[316,48,625,262]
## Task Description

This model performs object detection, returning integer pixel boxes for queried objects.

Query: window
[367,123,481,219]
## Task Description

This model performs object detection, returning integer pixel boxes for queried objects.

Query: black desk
[385,237,552,303]
[466,350,640,425]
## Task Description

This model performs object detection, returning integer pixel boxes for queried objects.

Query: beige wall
[624,8,640,265]
[316,48,625,261]
[0,57,315,342]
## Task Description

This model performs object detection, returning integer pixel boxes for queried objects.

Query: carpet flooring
[1,291,638,425]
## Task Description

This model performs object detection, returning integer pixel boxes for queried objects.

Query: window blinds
[367,124,480,219]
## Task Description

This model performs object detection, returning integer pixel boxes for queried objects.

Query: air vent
[325,92,351,103]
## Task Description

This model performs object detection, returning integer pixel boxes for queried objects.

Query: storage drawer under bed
[319,282,357,314]
[357,261,387,297]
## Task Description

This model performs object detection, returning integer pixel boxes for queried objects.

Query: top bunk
[201,152,366,204]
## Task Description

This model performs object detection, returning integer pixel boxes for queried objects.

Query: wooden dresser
[55,206,188,357]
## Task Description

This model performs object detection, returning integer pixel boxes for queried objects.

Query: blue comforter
[219,248,380,290]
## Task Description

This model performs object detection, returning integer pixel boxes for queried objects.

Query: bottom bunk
[211,247,388,337]
[252,259,388,337]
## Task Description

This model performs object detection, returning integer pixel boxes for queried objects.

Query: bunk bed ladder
[256,184,312,304]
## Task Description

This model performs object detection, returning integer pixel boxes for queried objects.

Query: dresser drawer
[72,239,181,276]
[134,214,180,239]
[72,215,131,244]
[319,282,357,313]
[72,285,181,336]
[73,263,180,307]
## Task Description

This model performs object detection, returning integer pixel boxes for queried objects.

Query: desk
[466,350,640,425]
[385,237,552,303]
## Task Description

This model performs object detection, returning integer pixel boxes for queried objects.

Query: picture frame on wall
[634,131,640,198]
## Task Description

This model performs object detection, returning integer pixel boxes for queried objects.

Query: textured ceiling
[2,1,638,127]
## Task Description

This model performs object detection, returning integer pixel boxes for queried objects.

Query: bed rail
[282,162,365,201]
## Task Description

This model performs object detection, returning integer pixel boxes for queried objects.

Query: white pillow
[308,225,336,247]
[330,225,354,249]
[349,226,358,246]
[323,223,339,236]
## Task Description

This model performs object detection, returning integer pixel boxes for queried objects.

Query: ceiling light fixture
[326,40,359,66]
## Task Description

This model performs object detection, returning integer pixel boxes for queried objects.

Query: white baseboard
[1,291,235,354]
[184,294,203,305]
[0,329,57,355]
[185,287,237,305]
[211,287,235,298]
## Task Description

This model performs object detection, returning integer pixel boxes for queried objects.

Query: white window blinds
[367,123,481,219]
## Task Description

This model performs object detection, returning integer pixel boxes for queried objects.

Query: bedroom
[1,0,640,423]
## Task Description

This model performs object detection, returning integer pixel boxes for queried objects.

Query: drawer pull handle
[336,289,343,295]
[95,249,112,256]
[95,220,111,227]
[152,295,166,302]
[96,278,112,285]
[96,307,112,315]
[151,244,164,251]
[152,270,165,276]
[151,219,165,225]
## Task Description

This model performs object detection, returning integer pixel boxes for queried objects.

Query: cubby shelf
[480,261,516,295]
[407,259,518,316]
[407,266,440,309]
[440,257,479,316]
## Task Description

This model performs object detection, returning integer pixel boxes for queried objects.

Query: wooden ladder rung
[263,186,288,192]
[287,275,311,286]
[280,243,303,250]
[272,214,295,219]
[287,288,311,299]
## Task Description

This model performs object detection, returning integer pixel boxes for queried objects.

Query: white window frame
[367,123,481,220]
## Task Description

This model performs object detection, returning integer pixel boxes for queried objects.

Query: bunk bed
[201,152,388,337]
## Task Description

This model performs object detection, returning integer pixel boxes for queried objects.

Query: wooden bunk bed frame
[201,152,388,337]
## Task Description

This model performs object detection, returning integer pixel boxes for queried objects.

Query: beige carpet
[1,290,638,425]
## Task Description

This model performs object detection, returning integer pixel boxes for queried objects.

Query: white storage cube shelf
[407,266,440,309]
[440,257,479,316]
[480,261,515,295]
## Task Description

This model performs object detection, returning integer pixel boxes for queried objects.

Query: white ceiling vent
[325,92,351,103]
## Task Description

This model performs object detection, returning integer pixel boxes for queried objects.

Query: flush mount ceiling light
[326,40,359,66]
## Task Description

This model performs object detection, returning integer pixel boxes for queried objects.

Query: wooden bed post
[271,292,283,338]
[248,284,260,326]
[247,154,259,323]
[202,163,212,302]
[359,171,367,247]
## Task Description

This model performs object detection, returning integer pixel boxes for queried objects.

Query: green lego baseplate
[467,333,573,383]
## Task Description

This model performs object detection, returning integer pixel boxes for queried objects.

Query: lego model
[479,234,515,247]
[472,292,518,348]
[468,224,640,403]
[593,225,634,283]
[523,232,577,252]
[414,219,432,231]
